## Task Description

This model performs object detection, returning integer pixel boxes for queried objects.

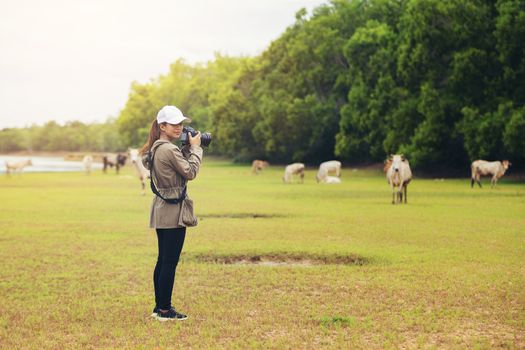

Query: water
[0,155,103,173]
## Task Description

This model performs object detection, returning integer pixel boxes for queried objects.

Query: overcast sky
[0,0,327,129]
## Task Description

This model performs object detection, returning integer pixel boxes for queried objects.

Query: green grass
[0,160,524,349]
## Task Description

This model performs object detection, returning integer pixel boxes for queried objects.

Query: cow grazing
[252,160,269,174]
[386,154,412,204]
[128,148,150,195]
[470,160,511,188]
[82,155,93,174]
[283,163,305,184]
[316,160,341,183]
[5,159,32,175]
[102,153,127,174]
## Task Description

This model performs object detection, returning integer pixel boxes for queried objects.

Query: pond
[0,155,103,173]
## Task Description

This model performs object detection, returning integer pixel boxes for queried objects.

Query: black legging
[154,228,186,310]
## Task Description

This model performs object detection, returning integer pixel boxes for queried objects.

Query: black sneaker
[150,306,158,318]
[155,308,188,321]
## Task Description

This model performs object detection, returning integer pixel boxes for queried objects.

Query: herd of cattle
[253,156,512,204]
[77,149,150,195]
[252,159,343,184]
[4,153,513,203]
[253,158,411,204]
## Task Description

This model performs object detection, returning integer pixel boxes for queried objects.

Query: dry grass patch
[186,252,370,266]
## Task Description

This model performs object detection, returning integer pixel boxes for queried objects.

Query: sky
[0,0,327,129]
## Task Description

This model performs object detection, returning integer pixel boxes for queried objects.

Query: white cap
[156,105,191,125]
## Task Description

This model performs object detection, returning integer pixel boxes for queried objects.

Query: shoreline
[1,151,116,162]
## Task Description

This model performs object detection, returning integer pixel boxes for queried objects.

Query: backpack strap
[149,146,187,204]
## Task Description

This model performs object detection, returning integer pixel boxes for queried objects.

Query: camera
[180,126,212,147]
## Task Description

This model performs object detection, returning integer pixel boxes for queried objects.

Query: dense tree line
[117,0,525,170]
[3,0,523,171]
[0,120,123,153]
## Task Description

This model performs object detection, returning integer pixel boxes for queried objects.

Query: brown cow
[102,153,127,174]
[383,159,392,173]
[252,160,269,174]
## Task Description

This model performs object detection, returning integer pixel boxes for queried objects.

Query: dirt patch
[187,253,370,266]
[199,213,287,219]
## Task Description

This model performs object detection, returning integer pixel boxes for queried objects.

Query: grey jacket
[142,139,203,228]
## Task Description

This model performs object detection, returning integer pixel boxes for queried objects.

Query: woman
[140,105,202,321]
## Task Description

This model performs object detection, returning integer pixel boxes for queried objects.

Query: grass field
[0,160,524,349]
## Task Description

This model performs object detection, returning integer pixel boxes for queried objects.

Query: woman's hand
[188,131,201,146]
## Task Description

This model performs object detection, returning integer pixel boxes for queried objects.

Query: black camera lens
[181,126,212,147]
[200,132,212,147]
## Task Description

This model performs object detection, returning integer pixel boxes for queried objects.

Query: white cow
[5,159,32,175]
[471,160,511,188]
[386,154,412,204]
[283,163,305,183]
[82,155,93,174]
[316,160,341,183]
[323,176,341,184]
[129,148,150,195]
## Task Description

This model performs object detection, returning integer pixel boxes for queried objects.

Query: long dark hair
[140,120,165,155]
